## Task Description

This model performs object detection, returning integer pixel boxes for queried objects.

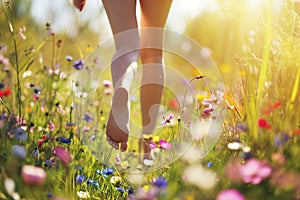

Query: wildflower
[103,80,112,87]
[159,140,171,150]
[227,142,242,151]
[102,167,115,175]
[0,88,11,98]
[65,55,73,61]
[116,187,125,193]
[65,122,77,131]
[216,189,245,200]
[207,162,212,168]
[115,154,121,166]
[76,175,86,184]
[149,140,171,150]
[82,113,93,123]
[258,118,271,130]
[45,158,55,168]
[104,88,113,95]
[0,55,9,67]
[77,191,90,199]
[239,158,272,185]
[11,127,27,141]
[49,121,55,132]
[73,59,84,70]
[47,192,53,198]
[203,90,224,105]
[21,165,47,186]
[53,146,72,165]
[168,99,179,108]
[110,176,122,185]
[17,26,26,40]
[162,113,174,125]
[59,137,71,144]
[182,165,217,190]
[12,145,26,159]
[31,148,39,157]
[33,88,41,95]
[153,176,168,189]
[274,133,289,148]
[201,103,214,119]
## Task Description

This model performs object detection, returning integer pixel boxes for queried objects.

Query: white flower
[183,165,217,190]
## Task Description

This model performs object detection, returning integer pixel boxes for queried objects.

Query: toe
[120,142,128,152]
[107,136,120,150]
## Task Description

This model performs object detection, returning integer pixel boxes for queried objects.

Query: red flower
[269,101,281,110]
[0,88,11,98]
[169,99,179,109]
[258,118,271,130]
[293,129,300,136]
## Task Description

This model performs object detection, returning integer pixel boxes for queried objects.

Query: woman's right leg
[102,0,140,152]
[139,0,172,159]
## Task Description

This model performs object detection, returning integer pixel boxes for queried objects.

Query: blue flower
[33,88,41,95]
[207,162,212,168]
[93,181,100,187]
[116,187,125,193]
[73,59,84,70]
[127,187,134,195]
[31,148,39,157]
[0,83,4,89]
[82,113,93,122]
[11,127,27,141]
[75,165,83,171]
[87,178,94,186]
[153,176,168,189]
[76,174,86,184]
[102,167,115,175]
[47,192,53,198]
[12,145,26,159]
[59,137,71,144]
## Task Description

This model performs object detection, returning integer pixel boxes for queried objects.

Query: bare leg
[102,0,140,152]
[139,0,172,159]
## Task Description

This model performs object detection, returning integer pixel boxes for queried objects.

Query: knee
[112,46,140,64]
[140,48,162,63]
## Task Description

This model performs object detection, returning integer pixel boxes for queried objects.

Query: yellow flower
[110,176,122,185]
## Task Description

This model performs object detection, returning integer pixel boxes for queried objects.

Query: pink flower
[53,146,72,166]
[162,113,174,125]
[239,158,272,185]
[49,121,56,132]
[103,80,112,87]
[0,55,9,67]
[149,140,171,150]
[216,189,245,200]
[159,140,171,150]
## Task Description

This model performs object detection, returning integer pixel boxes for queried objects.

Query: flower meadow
[1,0,300,200]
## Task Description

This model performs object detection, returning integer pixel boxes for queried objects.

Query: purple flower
[11,127,27,141]
[76,174,86,184]
[216,189,245,200]
[12,145,26,159]
[153,176,168,189]
[73,59,84,70]
[59,137,71,144]
[239,158,272,185]
[82,113,93,122]
[162,113,174,125]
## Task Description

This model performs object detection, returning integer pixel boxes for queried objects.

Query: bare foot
[106,87,129,152]
[138,137,152,162]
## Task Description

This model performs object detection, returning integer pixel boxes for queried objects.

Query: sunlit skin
[102,0,172,158]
